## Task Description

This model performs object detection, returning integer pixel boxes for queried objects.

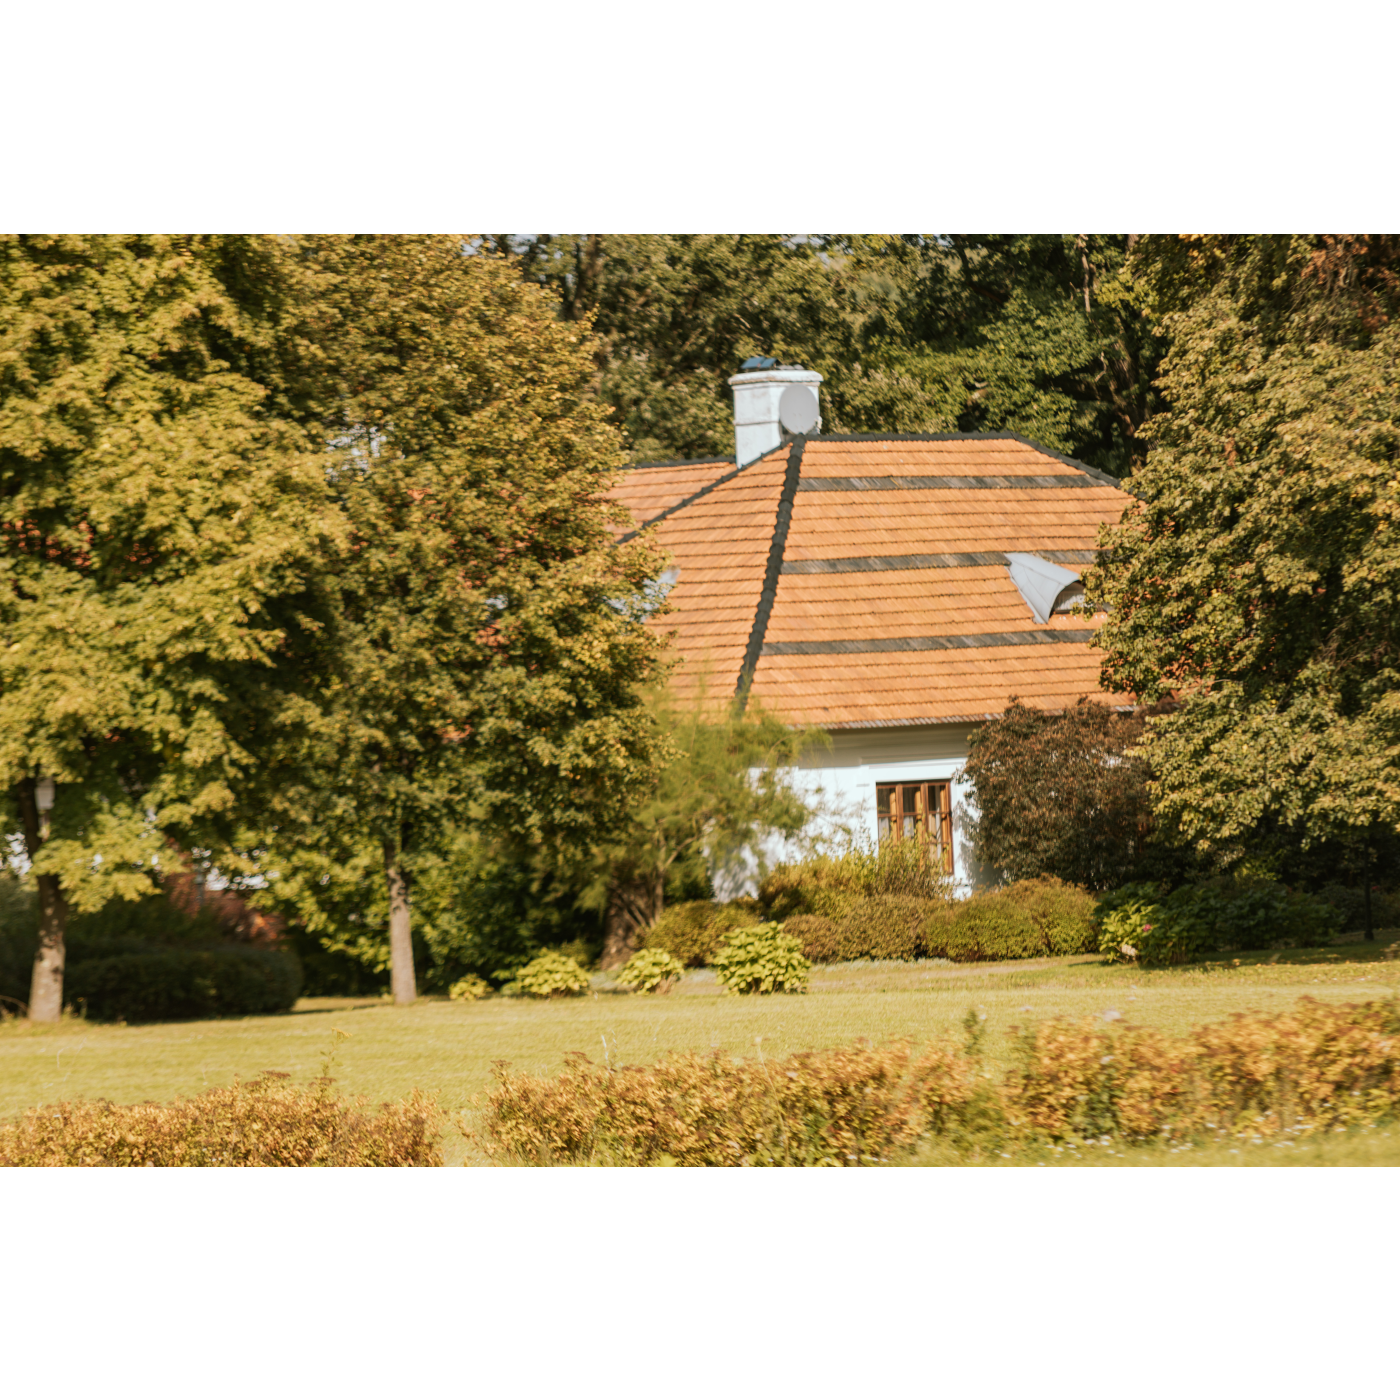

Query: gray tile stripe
[781,549,1099,575]
[797,474,1102,493]
[761,629,1097,657]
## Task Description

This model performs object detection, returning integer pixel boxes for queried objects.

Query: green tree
[589,684,825,967]
[0,235,339,1020]
[263,236,669,1002]
[1089,236,1400,924]
[511,235,1165,477]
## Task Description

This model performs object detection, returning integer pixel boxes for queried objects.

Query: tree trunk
[382,834,417,1004]
[1363,850,1374,943]
[17,779,67,1023]
[601,873,664,970]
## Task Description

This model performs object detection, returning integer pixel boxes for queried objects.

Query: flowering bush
[507,951,591,999]
[617,948,685,994]
[711,922,810,994]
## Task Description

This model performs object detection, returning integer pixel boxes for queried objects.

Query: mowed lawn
[3,936,1397,1164]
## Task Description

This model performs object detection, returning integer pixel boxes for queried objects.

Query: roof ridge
[804,431,1125,489]
[625,433,1127,491]
[735,436,806,706]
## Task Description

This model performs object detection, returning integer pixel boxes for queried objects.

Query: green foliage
[66,946,302,1022]
[1095,878,1342,967]
[783,913,844,963]
[504,950,590,1000]
[1091,235,1400,872]
[616,947,685,994]
[448,975,491,1002]
[588,683,826,942]
[511,235,1162,477]
[961,699,1179,890]
[711,922,810,995]
[271,828,603,996]
[1318,883,1400,934]
[252,235,667,999]
[759,839,952,922]
[0,234,342,1015]
[921,879,1100,963]
[833,896,929,962]
[642,899,760,968]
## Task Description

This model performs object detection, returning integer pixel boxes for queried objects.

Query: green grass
[3,932,1398,1165]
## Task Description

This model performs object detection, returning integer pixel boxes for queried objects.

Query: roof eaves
[622,455,734,472]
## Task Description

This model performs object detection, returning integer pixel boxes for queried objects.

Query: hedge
[66,947,302,1022]
[787,878,1099,965]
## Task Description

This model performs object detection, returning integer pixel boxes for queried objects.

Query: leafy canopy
[1089,235,1400,865]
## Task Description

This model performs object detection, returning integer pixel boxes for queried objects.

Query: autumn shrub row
[0,1074,444,1166]
[474,996,1400,1163]
[474,1038,976,1165]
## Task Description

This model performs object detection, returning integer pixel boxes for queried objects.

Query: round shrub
[66,947,302,1023]
[933,896,1041,963]
[837,896,931,962]
[1003,877,1098,955]
[644,900,762,968]
[616,948,685,994]
[784,914,843,963]
[449,975,491,1002]
[509,951,591,999]
[712,922,810,995]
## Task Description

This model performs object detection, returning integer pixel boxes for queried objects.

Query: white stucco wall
[712,722,990,900]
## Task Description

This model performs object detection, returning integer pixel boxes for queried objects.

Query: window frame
[875,779,954,874]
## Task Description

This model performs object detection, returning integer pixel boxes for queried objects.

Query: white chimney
[727,360,823,465]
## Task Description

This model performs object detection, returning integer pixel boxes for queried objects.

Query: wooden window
[875,781,953,874]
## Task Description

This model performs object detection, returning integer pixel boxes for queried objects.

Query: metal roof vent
[1005,553,1084,624]
[727,361,822,466]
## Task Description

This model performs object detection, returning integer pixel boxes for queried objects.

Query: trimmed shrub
[643,900,761,968]
[1003,877,1099,955]
[785,913,843,963]
[475,1038,976,1166]
[66,947,302,1023]
[617,948,685,994]
[507,951,590,999]
[0,1076,443,1166]
[835,896,930,962]
[449,975,491,1002]
[711,922,810,995]
[934,895,1042,962]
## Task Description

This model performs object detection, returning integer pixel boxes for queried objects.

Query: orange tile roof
[607,435,1135,726]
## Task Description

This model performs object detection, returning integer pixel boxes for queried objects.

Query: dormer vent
[1005,553,1084,624]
